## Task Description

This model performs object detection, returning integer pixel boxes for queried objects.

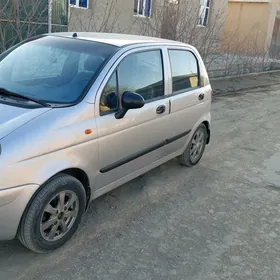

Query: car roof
[49,32,191,48]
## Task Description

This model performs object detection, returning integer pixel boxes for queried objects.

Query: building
[68,0,227,41]
[222,0,280,58]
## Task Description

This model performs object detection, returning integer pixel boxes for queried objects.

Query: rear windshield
[0,36,118,105]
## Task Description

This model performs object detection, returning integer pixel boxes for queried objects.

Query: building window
[134,0,152,17]
[198,0,210,26]
[70,0,88,9]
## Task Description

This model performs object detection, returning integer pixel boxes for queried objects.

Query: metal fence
[205,53,280,78]
[51,0,68,31]
[0,0,68,52]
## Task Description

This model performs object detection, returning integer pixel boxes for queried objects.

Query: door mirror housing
[115,91,145,119]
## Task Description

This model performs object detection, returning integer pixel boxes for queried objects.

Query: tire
[178,123,207,167]
[18,174,86,253]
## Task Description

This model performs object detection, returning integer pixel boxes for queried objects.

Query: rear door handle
[156,105,166,114]
[198,93,205,100]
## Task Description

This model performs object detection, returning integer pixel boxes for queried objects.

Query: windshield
[0,36,118,105]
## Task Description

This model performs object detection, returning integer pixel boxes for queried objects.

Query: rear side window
[118,50,164,101]
[168,50,199,94]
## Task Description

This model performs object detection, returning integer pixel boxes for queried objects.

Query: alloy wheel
[190,129,205,162]
[40,191,79,242]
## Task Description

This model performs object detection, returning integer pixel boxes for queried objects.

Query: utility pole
[48,0,53,33]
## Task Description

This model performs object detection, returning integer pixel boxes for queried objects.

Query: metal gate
[51,0,68,32]
[269,13,280,59]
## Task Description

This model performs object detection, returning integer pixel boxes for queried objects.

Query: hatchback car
[0,33,211,253]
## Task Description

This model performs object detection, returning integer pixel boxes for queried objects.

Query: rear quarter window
[168,50,199,94]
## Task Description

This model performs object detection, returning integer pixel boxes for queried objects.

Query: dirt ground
[1,76,280,280]
[211,71,280,96]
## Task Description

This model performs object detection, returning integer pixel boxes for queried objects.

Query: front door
[95,49,170,189]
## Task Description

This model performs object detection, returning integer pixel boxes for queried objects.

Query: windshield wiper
[0,88,50,107]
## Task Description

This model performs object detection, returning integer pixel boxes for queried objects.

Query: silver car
[0,33,211,253]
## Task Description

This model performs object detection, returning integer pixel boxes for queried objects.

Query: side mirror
[115,91,145,119]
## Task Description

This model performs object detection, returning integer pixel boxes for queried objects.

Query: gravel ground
[1,82,280,280]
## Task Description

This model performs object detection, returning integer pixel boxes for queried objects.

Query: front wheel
[178,124,207,167]
[18,174,86,253]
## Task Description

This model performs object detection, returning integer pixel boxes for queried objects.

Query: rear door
[94,47,170,189]
[164,47,210,155]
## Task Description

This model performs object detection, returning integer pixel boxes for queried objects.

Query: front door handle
[156,105,166,114]
[198,93,205,100]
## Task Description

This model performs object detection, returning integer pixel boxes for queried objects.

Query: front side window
[134,0,152,17]
[0,36,118,105]
[169,50,199,94]
[99,50,164,115]
[198,0,210,27]
[70,0,88,8]
[100,72,118,114]
[118,50,164,101]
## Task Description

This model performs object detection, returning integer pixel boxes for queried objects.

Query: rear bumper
[0,184,39,240]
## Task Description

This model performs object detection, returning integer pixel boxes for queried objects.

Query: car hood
[0,103,52,140]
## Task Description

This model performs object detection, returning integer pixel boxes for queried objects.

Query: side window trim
[167,48,201,96]
[161,46,173,98]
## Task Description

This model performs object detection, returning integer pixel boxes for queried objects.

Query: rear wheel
[18,174,86,253]
[178,124,207,167]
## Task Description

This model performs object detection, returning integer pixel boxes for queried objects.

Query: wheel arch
[61,168,91,209]
[36,168,91,209]
[202,120,211,144]
[18,168,91,235]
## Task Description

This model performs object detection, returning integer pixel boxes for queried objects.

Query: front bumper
[0,184,39,240]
